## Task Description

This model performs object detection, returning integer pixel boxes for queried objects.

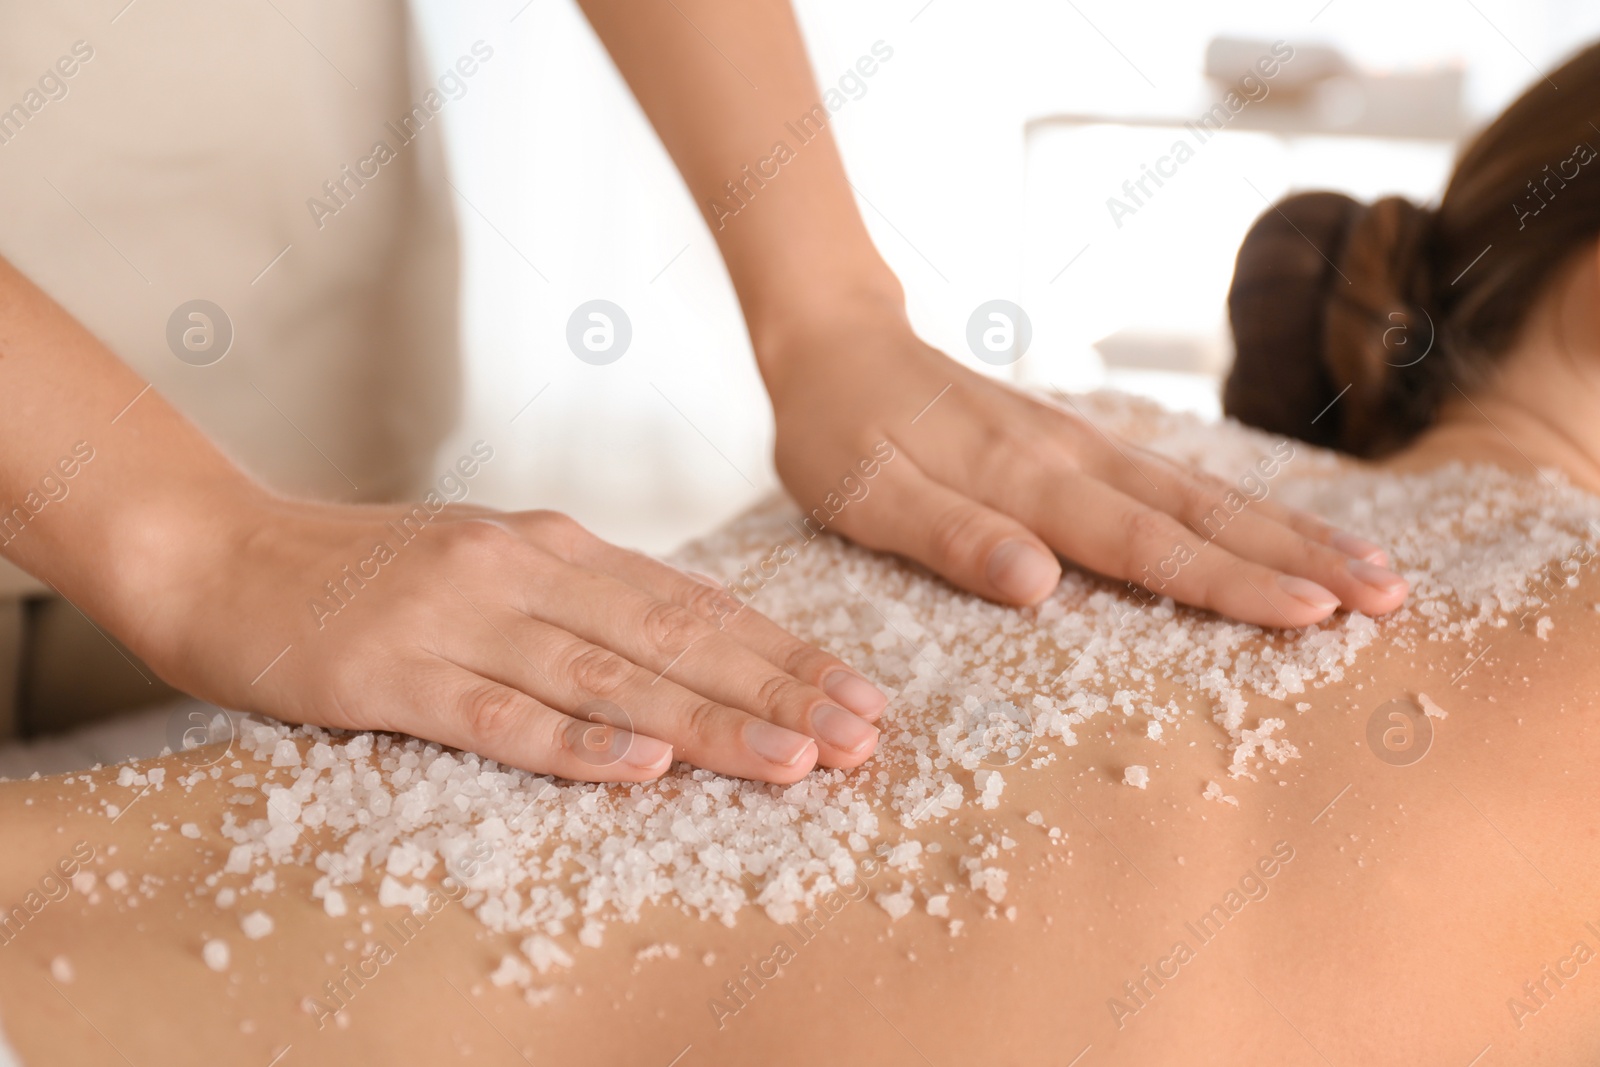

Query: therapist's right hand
[145,499,886,784]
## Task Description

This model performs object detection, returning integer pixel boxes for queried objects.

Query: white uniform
[0,1,462,727]
[0,0,460,505]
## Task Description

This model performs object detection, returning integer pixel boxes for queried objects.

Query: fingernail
[811,704,879,756]
[744,720,817,767]
[1330,531,1389,567]
[1348,557,1408,594]
[823,670,887,719]
[1278,575,1340,612]
[986,540,1059,603]
[616,731,673,772]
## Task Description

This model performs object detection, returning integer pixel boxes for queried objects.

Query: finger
[1242,496,1391,567]
[555,537,888,720]
[500,560,878,770]
[1095,448,1407,615]
[1011,472,1342,628]
[831,453,1063,606]
[1129,449,1394,567]
[391,660,674,783]
[446,610,836,783]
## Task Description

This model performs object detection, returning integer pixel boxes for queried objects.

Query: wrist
[98,473,281,656]
[746,272,910,391]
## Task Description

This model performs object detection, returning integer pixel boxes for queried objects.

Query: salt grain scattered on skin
[1123,766,1150,790]
[635,944,679,963]
[147,394,1594,987]
[240,911,274,940]
[490,954,532,988]
[1417,692,1448,720]
[203,939,230,972]
[877,882,915,920]
[49,956,73,983]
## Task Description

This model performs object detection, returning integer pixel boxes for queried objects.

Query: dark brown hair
[1225,41,1600,457]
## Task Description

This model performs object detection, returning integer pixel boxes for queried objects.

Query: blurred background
[414,0,1600,554]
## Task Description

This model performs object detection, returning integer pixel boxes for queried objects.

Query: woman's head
[1224,41,1600,457]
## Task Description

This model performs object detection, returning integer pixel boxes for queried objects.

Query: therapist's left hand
[757,294,1411,630]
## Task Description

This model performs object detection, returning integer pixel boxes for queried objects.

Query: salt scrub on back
[202,393,1599,981]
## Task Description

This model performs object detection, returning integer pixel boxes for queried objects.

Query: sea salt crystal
[636,944,679,963]
[521,936,574,975]
[974,769,1005,810]
[490,954,532,988]
[240,910,274,940]
[885,841,923,871]
[323,890,347,918]
[1024,811,1045,826]
[926,895,950,917]
[377,876,429,913]
[105,871,128,891]
[971,867,1008,903]
[876,882,915,920]
[1202,781,1239,808]
[70,871,96,895]
[180,823,201,839]
[1417,692,1448,720]
[270,740,300,767]
[1536,617,1554,640]
[203,940,230,972]
[1123,766,1150,790]
[49,956,73,983]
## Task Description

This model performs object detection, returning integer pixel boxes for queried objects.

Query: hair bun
[1225,191,1441,457]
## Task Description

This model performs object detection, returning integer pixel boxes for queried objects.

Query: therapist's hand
[758,295,1411,630]
[146,499,886,784]
[570,0,1408,630]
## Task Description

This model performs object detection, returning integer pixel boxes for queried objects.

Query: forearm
[575,0,903,360]
[0,256,260,633]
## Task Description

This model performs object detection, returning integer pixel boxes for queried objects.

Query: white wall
[411,0,1600,552]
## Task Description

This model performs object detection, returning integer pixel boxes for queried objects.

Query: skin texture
[0,0,1411,789]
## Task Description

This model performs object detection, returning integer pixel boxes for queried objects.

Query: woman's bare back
[3,396,1598,1066]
